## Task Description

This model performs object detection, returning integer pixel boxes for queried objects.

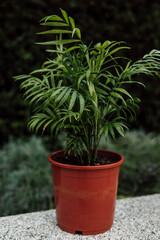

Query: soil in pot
[51,154,119,166]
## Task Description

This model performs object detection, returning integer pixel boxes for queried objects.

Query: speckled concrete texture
[0,194,160,240]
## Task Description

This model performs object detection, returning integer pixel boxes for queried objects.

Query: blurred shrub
[100,130,160,196]
[0,136,54,217]
[0,0,160,144]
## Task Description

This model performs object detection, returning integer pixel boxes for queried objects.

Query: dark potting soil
[52,154,119,166]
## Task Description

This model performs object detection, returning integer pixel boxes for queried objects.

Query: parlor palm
[15,9,160,165]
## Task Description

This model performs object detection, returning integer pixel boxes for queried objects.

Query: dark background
[0,0,160,145]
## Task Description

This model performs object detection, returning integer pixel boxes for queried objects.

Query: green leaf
[67,46,80,52]
[71,28,81,39]
[55,88,68,103]
[79,94,85,117]
[102,40,110,48]
[30,69,51,74]
[123,60,132,72]
[60,9,69,24]
[76,28,81,39]
[24,89,43,100]
[110,92,126,105]
[108,46,130,56]
[104,124,109,141]
[55,123,63,135]
[86,69,91,83]
[50,88,63,100]
[57,88,72,107]
[94,42,101,50]
[28,118,41,132]
[90,50,98,55]
[50,71,55,88]
[37,29,72,35]
[40,15,64,22]
[43,119,54,130]
[132,102,140,109]
[40,22,68,27]
[13,74,30,81]
[108,123,115,139]
[98,82,111,91]
[69,16,75,29]
[50,121,60,134]
[77,74,85,90]
[35,119,48,134]
[46,49,64,53]
[113,88,133,99]
[45,108,55,118]
[96,87,108,97]
[29,93,45,105]
[108,96,117,106]
[36,39,80,45]
[69,91,77,110]
[134,98,141,103]
[115,125,125,137]
[98,127,104,138]
[119,81,146,88]
[57,80,63,87]
[88,82,96,97]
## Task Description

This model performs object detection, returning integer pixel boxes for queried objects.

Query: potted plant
[15,9,160,235]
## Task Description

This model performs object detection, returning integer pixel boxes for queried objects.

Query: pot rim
[48,149,124,170]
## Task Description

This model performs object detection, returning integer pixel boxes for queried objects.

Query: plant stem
[92,113,99,164]
[81,121,92,165]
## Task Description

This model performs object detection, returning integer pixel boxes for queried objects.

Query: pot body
[48,149,124,235]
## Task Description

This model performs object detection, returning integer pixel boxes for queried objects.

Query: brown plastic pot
[48,149,124,235]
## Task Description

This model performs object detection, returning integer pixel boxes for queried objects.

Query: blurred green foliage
[0,136,53,217]
[0,0,160,144]
[0,130,160,216]
[100,130,160,196]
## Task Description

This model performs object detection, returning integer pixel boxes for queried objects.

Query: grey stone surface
[0,194,160,240]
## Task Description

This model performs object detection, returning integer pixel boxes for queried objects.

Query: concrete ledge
[0,194,160,240]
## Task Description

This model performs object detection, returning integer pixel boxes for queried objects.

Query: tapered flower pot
[48,149,124,235]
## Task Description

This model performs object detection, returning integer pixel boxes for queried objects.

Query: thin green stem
[81,121,92,165]
[92,112,99,164]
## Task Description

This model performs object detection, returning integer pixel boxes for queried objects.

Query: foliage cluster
[15,9,160,165]
[0,136,53,217]
[1,0,160,145]
[0,130,160,216]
